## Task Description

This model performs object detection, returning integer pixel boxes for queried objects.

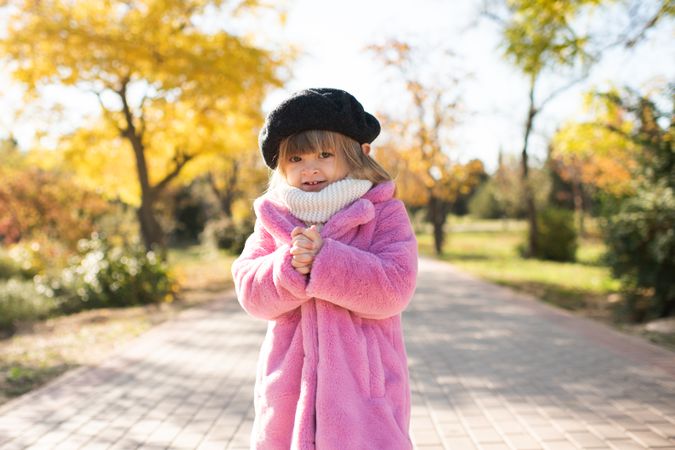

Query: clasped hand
[290,225,323,275]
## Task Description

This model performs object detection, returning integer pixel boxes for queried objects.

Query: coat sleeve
[232,219,310,321]
[305,199,418,320]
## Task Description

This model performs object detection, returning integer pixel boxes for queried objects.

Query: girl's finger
[292,253,313,264]
[292,232,311,242]
[290,246,313,256]
[303,225,321,241]
[292,243,314,253]
[291,226,306,237]
[291,240,313,251]
[291,257,311,273]
[291,256,312,268]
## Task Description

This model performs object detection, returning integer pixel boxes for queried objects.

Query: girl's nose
[302,163,319,174]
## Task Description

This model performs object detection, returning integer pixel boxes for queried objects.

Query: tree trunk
[136,195,165,255]
[571,172,586,238]
[521,78,539,258]
[128,139,165,254]
[207,163,239,218]
[118,81,166,256]
[428,195,447,256]
[219,191,234,218]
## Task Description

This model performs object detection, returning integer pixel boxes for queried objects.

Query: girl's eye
[289,156,301,163]
[319,152,333,158]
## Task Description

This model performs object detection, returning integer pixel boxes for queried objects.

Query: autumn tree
[551,89,640,235]
[0,0,286,255]
[369,40,485,255]
[0,139,111,255]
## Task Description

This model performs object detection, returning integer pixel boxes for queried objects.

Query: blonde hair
[268,130,391,190]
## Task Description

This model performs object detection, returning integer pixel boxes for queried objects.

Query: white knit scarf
[271,178,373,227]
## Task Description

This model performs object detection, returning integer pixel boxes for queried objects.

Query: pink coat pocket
[365,325,386,398]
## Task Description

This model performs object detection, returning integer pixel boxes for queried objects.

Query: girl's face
[280,148,350,192]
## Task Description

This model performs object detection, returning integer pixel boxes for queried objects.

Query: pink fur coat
[232,180,418,449]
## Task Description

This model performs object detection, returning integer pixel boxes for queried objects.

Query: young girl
[232,88,418,450]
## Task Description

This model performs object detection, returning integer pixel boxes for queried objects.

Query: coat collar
[254,181,395,244]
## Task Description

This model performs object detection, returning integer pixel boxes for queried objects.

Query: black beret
[258,88,381,169]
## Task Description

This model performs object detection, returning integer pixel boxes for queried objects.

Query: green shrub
[0,244,42,280]
[519,207,577,262]
[0,251,22,280]
[35,233,177,313]
[172,183,210,243]
[602,181,675,321]
[591,86,674,322]
[0,278,57,334]
[201,216,254,255]
[468,181,505,219]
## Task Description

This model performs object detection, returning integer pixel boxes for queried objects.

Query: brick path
[1,257,674,449]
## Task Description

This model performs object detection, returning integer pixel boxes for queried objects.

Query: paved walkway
[1,257,674,450]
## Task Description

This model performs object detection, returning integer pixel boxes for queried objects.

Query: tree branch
[478,0,507,27]
[538,74,589,110]
[117,76,138,140]
[625,0,672,48]
[138,90,149,138]
[600,122,632,140]
[153,148,195,193]
[92,89,124,133]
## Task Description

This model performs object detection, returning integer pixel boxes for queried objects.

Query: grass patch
[0,244,237,407]
[416,223,665,340]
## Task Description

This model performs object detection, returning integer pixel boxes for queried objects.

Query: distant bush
[602,181,675,321]
[171,182,211,243]
[468,180,505,219]
[519,207,577,262]
[0,165,112,249]
[35,233,177,313]
[0,238,77,283]
[0,251,24,280]
[0,278,57,335]
[201,216,254,255]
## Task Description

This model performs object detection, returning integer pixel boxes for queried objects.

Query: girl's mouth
[302,180,326,191]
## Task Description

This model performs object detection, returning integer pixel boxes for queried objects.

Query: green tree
[482,0,605,258]
[598,86,674,320]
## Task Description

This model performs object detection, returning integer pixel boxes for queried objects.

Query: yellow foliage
[60,119,142,204]
[502,0,602,76]
[553,89,639,197]
[0,0,288,206]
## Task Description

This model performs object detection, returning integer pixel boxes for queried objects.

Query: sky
[1,0,673,174]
